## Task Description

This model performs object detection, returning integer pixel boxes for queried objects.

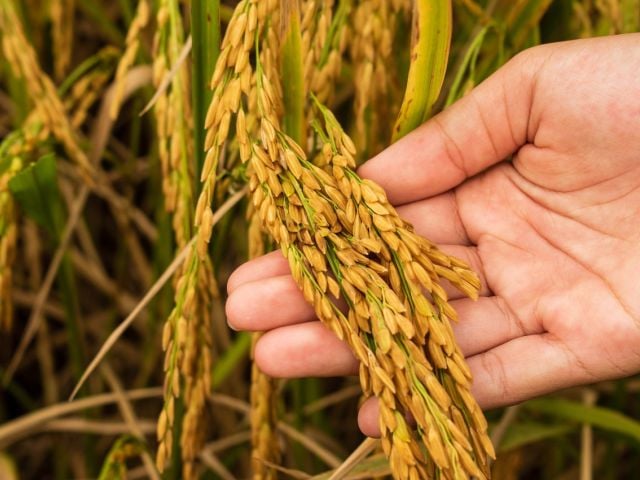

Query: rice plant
[0,1,639,479]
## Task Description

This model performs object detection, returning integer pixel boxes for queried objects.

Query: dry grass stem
[142,35,193,116]
[101,363,160,480]
[327,437,379,480]
[0,388,162,449]
[3,186,90,385]
[71,184,245,402]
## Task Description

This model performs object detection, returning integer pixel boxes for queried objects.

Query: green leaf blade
[526,398,640,443]
[9,154,64,237]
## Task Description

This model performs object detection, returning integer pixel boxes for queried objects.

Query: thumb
[358,46,547,205]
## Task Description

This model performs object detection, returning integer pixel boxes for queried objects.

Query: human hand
[226,34,640,436]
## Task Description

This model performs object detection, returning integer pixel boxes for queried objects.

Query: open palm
[226,34,640,436]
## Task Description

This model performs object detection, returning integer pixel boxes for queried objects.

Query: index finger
[358,47,544,205]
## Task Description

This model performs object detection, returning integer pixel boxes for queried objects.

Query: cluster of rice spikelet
[0,1,93,181]
[110,0,150,120]
[249,298,281,479]
[0,36,114,333]
[0,154,21,332]
[260,82,493,480]
[152,0,217,478]
[197,0,279,231]
[349,0,409,158]
[0,127,39,333]
[66,49,118,128]
[247,92,281,477]
[156,247,217,479]
[300,0,349,106]
[153,0,195,249]
[248,133,281,479]
[3,1,637,478]
[50,0,76,80]
[246,30,281,466]
[196,1,495,477]
[199,2,283,478]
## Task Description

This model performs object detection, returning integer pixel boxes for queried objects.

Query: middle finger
[226,245,490,332]
[252,295,534,379]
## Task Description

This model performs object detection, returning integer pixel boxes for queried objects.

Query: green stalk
[505,0,553,50]
[54,193,91,479]
[117,0,134,24]
[52,190,85,385]
[445,25,489,107]
[392,0,452,141]
[191,0,220,187]
[317,0,350,68]
[621,0,640,33]
[58,49,117,96]
[4,67,29,128]
[0,368,38,411]
[280,0,305,146]
[57,258,84,382]
[76,0,125,45]
[212,332,252,388]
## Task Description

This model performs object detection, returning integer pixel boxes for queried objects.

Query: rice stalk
[244,2,306,475]
[300,0,349,109]
[195,1,495,476]
[166,3,280,478]
[152,0,217,477]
